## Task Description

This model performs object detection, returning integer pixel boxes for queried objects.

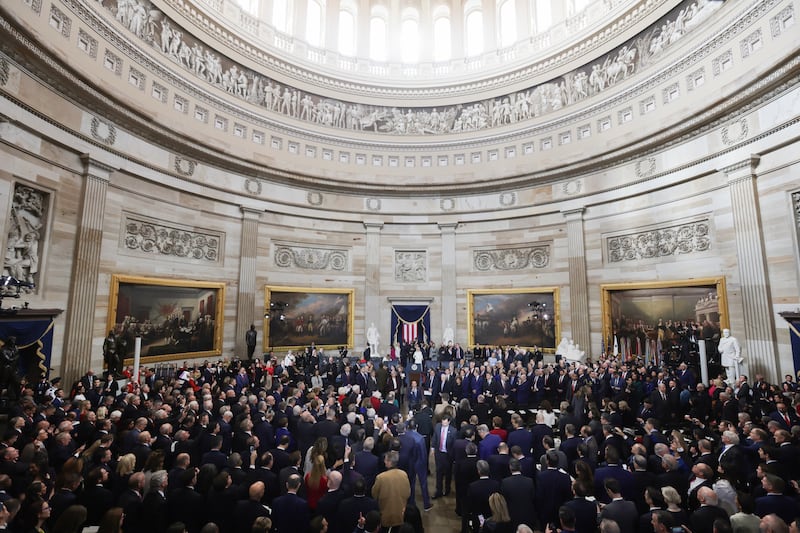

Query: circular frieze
[366,198,382,211]
[499,192,517,207]
[244,178,263,196]
[635,157,656,178]
[274,246,294,268]
[307,191,323,206]
[440,198,455,211]
[90,117,116,145]
[721,118,749,145]
[562,180,583,196]
[174,157,196,176]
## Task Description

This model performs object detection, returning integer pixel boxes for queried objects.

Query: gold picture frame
[600,277,729,354]
[107,274,225,363]
[467,287,560,351]
[264,286,355,351]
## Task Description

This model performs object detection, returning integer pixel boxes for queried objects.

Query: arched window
[465,9,484,57]
[433,15,451,62]
[272,0,290,32]
[338,9,356,56]
[306,0,324,47]
[400,9,420,63]
[498,0,517,47]
[369,15,387,61]
[534,0,552,33]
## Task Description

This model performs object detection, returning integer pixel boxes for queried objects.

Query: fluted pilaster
[563,208,591,354]
[62,155,112,384]
[721,156,778,380]
[235,207,261,358]
[364,222,383,352]
[439,222,458,341]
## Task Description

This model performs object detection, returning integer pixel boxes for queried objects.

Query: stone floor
[414,473,460,532]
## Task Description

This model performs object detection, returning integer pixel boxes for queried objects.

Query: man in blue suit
[506,414,533,457]
[536,450,573,528]
[477,424,501,460]
[271,474,310,533]
[406,419,432,510]
[755,474,798,524]
[593,447,635,504]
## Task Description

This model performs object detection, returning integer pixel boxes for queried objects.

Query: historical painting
[467,288,560,351]
[265,286,354,351]
[107,275,225,362]
[600,277,729,362]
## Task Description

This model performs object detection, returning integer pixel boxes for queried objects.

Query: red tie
[785,414,790,426]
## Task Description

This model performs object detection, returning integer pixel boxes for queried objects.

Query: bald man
[690,487,730,533]
[233,481,271,532]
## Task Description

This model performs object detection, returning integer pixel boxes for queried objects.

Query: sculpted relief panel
[123,215,222,262]
[93,0,724,136]
[473,246,550,272]
[395,251,427,282]
[273,245,348,271]
[4,184,48,294]
[606,220,711,263]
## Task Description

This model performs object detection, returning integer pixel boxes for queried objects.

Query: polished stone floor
[414,457,461,532]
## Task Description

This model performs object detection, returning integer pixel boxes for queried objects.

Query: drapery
[390,305,430,346]
[0,318,55,378]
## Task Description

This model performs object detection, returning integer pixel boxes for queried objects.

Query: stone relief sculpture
[395,251,427,282]
[4,184,47,292]
[606,220,711,263]
[100,0,723,137]
[123,216,220,262]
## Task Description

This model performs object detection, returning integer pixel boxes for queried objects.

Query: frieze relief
[3,184,49,294]
[395,251,427,282]
[607,220,711,263]
[123,215,221,262]
[93,0,723,137]
[273,245,348,271]
[473,246,550,271]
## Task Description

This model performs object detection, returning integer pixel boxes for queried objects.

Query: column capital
[719,155,761,182]
[561,207,585,220]
[80,154,115,181]
[363,221,384,231]
[438,222,459,232]
[240,206,262,220]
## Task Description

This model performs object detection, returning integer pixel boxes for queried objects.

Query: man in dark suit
[142,470,169,533]
[501,458,536,530]
[431,414,457,498]
[406,419,432,511]
[639,486,666,533]
[455,443,480,529]
[200,435,228,471]
[651,383,670,421]
[487,442,511,481]
[770,402,797,431]
[686,463,714,512]
[316,471,347,530]
[689,487,730,533]
[631,455,657,515]
[335,478,378,533]
[271,474,310,533]
[506,414,533,456]
[247,451,280,504]
[755,474,797,524]
[531,413,553,460]
[79,468,114,526]
[564,481,600,533]
[467,461,500,533]
[117,472,146,533]
[594,447,635,504]
[642,419,667,456]
[232,481,271,533]
[536,450,573,528]
[559,424,582,467]
[167,468,206,533]
[657,455,688,503]
[599,478,638,533]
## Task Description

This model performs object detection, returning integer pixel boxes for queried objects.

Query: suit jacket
[687,478,714,512]
[531,424,553,459]
[142,490,168,533]
[335,494,379,533]
[431,423,457,455]
[507,429,533,456]
[600,498,639,533]
[372,467,411,527]
[501,474,536,530]
[536,468,573,526]
[232,499,271,533]
[168,486,206,533]
[690,505,729,533]
[479,433,502,460]
[117,489,145,533]
[316,488,346,527]
[755,493,799,524]
[631,470,657,514]
[270,492,310,533]
[594,464,635,504]
[564,497,599,533]
[353,451,379,492]
[487,453,511,481]
[80,484,115,526]
[468,477,501,523]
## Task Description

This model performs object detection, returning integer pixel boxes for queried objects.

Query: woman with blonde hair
[480,493,513,533]
[304,454,328,511]
[661,486,689,525]
[112,453,136,499]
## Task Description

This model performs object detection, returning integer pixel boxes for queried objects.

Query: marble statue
[556,337,570,356]
[718,328,743,382]
[443,324,454,345]
[367,322,380,357]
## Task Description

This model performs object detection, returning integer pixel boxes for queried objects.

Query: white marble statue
[556,337,570,356]
[718,328,743,381]
[367,322,380,357]
[443,324,454,345]
[564,342,586,363]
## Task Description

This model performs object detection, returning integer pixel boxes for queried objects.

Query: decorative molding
[23,0,42,14]
[366,198,382,211]
[562,180,583,196]
[721,118,749,145]
[770,5,795,38]
[720,155,760,176]
[306,191,323,206]
[273,244,348,271]
[174,156,196,176]
[122,214,221,262]
[394,250,427,282]
[0,58,8,86]
[48,5,71,38]
[473,245,550,271]
[635,157,656,177]
[606,220,711,263]
[89,116,116,145]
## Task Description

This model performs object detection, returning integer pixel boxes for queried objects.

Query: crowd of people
[0,339,799,533]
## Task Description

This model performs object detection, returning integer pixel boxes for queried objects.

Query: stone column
[562,208,591,354]
[364,222,383,352]
[235,207,261,358]
[62,155,112,384]
[439,222,458,343]
[722,156,779,380]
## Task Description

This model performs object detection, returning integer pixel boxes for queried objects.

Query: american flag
[402,321,418,344]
